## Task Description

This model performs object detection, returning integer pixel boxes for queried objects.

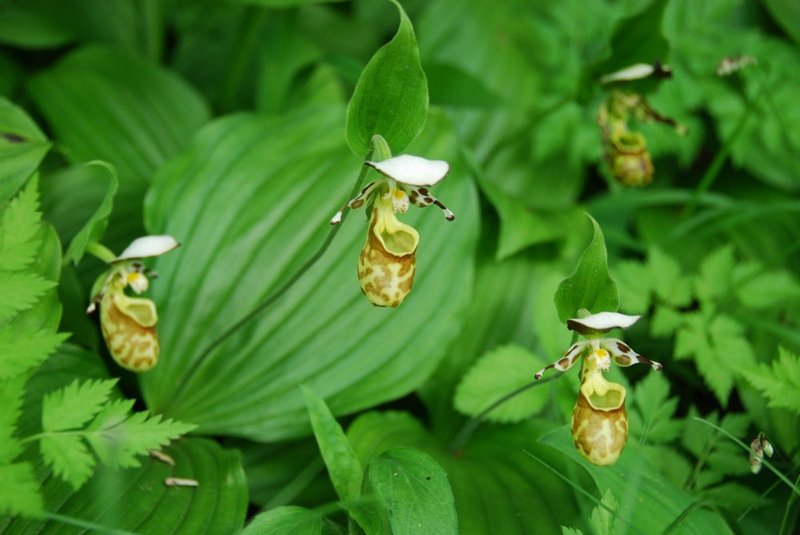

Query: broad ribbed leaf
[27,46,209,249]
[141,106,477,440]
[348,411,580,535]
[539,427,734,535]
[242,506,327,535]
[0,98,49,202]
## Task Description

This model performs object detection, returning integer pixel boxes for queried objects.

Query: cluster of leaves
[1,0,799,533]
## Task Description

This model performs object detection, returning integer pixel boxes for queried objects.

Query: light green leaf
[454,345,548,423]
[650,305,683,337]
[0,174,41,271]
[540,426,734,535]
[0,327,68,380]
[42,378,116,432]
[695,246,734,305]
[345,0,428,156]
[675,313,754,405]
[0,271,55,322]
[742,347,800,414]
[27,45,210,250]
[303,387,364,503]
[0,377,25,464]
[628,372,682,444]
[555,214,619,322]
[140,107,478,440]
[0,98,49,202]
[648,248,692,308]
[735,268,800,310]
[40,433,96,489]
[348,411,581,535]
[83,402,197,469]
[241,506,325,535]
[0,463,42,517]
[366,447,457,535]
[63,161,118,264]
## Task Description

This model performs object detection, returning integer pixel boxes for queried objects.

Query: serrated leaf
[366,447,457,535]
[345,0,428,156]
[41,378,116,432]
[0,174,41,271]
[241,506,326,535]
[628,373,682,444]
[589,489,617,535]
[40,433,96,489]
[674,313,754,405]
[454,345,548,423]
[743,347,800,414]
[615,261,651,315]
[0,327,68,379]
[0,271,55,322]
[63,161,118,264]
[647,248,692,308]
[0,376,26,464]
[83,404,196,469]
[0,98,50,202]
[555,214,619,322]
[0,462,43,517]
[303,387,363,503]
[696,246,734,304]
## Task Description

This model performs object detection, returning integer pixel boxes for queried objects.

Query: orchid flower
[87,235,179,372]
[535,312,663,466]
[331,154,454,307]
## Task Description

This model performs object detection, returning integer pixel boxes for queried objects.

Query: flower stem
[174,152,375,400]
[369,135,392,162]
[85,241,116,263]
[449,376,557,453]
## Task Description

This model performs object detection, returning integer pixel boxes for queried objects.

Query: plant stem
[449,376,557,453]
[85,241,116,263]
[779,473,800,535]
[172,152,374,402]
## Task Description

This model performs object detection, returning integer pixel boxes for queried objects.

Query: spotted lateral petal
[534,341,589,380]
[602,339,663,371]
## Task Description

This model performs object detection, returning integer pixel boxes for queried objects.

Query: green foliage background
[1,0,799,533]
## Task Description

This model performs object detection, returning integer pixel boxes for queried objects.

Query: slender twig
[170,154,373,403]
[779,473,800,535]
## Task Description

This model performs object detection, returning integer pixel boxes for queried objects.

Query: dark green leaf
[554,214,619,322]
[345,0,428,156]
[763,0,800,44]
[0,98,49,202]
[63,161,118,265]
[366,447,457,535]
[140,106,478,441]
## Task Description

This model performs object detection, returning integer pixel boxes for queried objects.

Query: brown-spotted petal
[100,286,159,372]
[358,202,419,307]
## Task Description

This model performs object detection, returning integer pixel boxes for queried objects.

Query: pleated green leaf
[241,506,327,535]
[141,106,477,441]
[539,427,734,535]
[345,0,428,156]
[27,46,209,249]
[0,98,49,203]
